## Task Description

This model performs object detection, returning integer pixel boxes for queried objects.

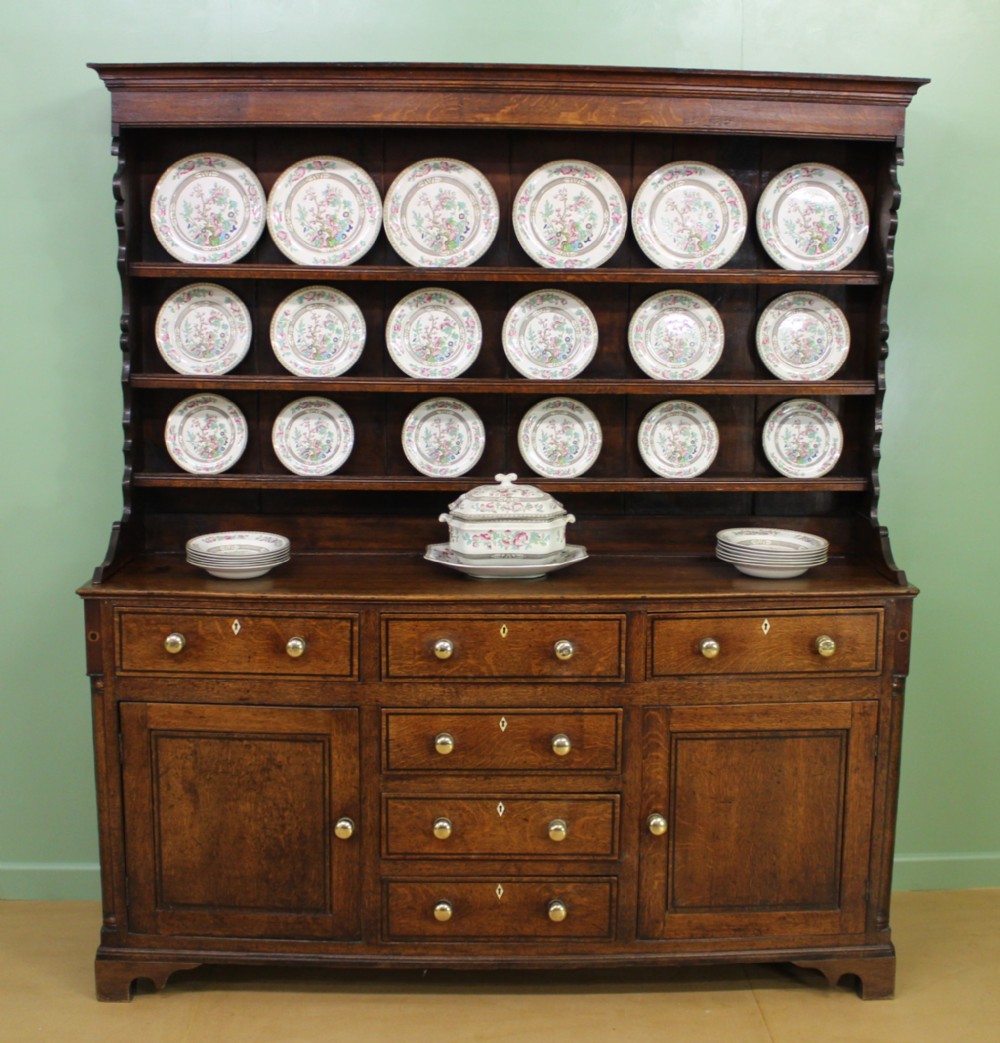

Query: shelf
[131,375,877,396]
[130,262,884,286]
[132,473,870,493]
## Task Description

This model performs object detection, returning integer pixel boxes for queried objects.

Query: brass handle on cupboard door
[434,732,455,756]
[433,638,454,660]
[285,636,306,658]
[547,818,569,843]
[163,633,186,655]
[432,817,453,840]
[334,817,355,840]
[553,639,575,661]
[551,733,572,757]
[547,899,568,922]
[433,900,453,923]
[647,813,668,836]
[816,635,837,658]
[699,638,720,659]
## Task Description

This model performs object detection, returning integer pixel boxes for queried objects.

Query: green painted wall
[1,0,996,899]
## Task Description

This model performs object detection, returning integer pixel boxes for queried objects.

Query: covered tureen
[438,473,575,561]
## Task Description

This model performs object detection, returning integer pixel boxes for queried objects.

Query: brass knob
[699,637,720,659]
[816,635,837,658]
[333,817,355,840]
[433,817,453,840]
[433,900,453,923]
[548,818,569,842]
[647,813,668,837]
[547,899,568,922]
[163,633,186,655]
[285,636,306,658]
[434,732,455,756]
[551,733,572,757]
[553,639,575,661]
[433,638,454,660]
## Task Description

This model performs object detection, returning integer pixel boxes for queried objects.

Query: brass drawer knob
[432,817,453,840]
[816,635,837,657]
[285,636,307,658]
[547,899,568,922]
[548,818,569,842]
[699,637,720,659]
[333,817,355,840]
[551,733,572,757]
[647,813,668,837]
[434,732,455,756]
[553,639,575,661]
[433,900,453,923]
[163,633,186,655]
[433,638,454,660]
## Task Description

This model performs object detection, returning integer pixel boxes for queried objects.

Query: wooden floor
[2,890,998,1041]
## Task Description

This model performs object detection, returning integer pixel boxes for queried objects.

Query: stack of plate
[186,531,291,580]
[715,527,828,579]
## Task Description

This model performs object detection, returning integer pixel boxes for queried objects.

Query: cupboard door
[120,702,361,940]
[638,701,877,941]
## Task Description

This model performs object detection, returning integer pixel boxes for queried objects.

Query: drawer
[650,609,883,677]
[385,878,616,940]
[382,614,625,681]
[117,609,358,678]
[383,709,622,772]
[383,795,619,858]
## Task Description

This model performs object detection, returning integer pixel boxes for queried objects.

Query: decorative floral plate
[151,153,265,264]
[425,542,588,580]
[762,398,843,478]
[755,292,850,381]
[384,157,499,267]
[502,290,598,379]
[164,393,248,474]
[631,161,747,269]
[386,288,482,378]
[512,159,627,268]
[518,397,602,478]
[270,285,366,377]
[402,397,486,477]
[757,164,869,271]
[628,290,724,380]
[271,397,354,476]
[266,156,382,266]
[155,283,252,375]
[637,400,719,478]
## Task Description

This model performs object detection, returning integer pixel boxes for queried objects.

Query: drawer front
[650,609,883,677]
[117,609,357,678]
[383,709,622,772]
[385,878,616,940]
[383,795,619,858]
[382,615,625,681]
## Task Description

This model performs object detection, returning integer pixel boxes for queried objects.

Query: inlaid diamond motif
[231,619,242,635]
[761,618,771,636]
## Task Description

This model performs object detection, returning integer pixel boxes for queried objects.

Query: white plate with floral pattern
[762,398,843,478]
[270,285,366,377]
[402,397,486,477]
[386,288,482,378]
[502,290,598,379]
[757,163,869,271]
[165,393,248,474]
[384,157,499,267]
[271,397,354,476]
[631,161,747,269]
[513,159,627,268]
[155,283,252,375]
[628,290,724,380]
[151,153,266,264]
[518,397,602,478]
[425,542,588,580]
[755,292,850,381]
[637,400,719,478]
[267,156,382,266]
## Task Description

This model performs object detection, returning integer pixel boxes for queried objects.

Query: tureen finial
[495,473,518,489]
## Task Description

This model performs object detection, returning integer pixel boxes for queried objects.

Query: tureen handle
[494,473,518,489]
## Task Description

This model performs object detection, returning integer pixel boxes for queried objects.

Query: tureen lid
[444,473,569,521]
